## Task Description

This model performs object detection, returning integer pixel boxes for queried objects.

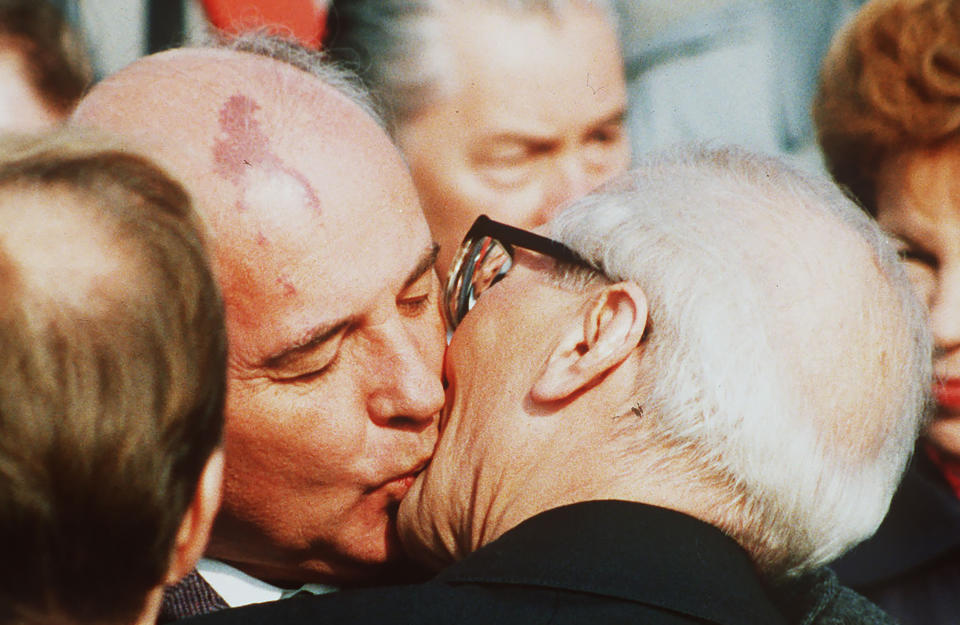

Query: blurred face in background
[876,139,960,459]
[396,2,630,277]
[0,42,62,132]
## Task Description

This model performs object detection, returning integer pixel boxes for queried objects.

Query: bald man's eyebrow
[403,243,440,290]
[261,316,359,371]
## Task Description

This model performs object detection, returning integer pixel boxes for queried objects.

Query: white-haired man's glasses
[444,215,590,331]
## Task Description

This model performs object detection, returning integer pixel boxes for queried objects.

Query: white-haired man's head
[400,145,931,579]
[550,146,931,574]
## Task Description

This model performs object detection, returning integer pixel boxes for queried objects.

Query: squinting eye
[484,151,527,167]
[398,271,438,318]
[277,352,340,384]
[588,127,622,144]
[897,246,938,269]
[399,292,432,316]
[477,159,532,189]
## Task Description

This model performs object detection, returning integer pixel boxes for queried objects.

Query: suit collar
[436,500,787,625]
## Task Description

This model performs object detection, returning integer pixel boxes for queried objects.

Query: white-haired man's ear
[164,448,224,585]
[531,281,648,403]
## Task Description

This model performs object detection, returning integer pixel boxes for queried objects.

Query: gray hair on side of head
[549,144,932,577]
[323,0,615,129]
[191,29,384,129]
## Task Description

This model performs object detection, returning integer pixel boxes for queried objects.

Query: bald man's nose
[366,318,445,430]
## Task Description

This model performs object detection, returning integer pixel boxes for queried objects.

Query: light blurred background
[54,0,869,171]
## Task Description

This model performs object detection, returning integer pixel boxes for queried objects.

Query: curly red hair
[814,0,960,213]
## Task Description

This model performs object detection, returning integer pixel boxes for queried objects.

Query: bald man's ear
[531,282,648,403]
[164,448,224,585]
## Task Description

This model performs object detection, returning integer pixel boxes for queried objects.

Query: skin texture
[399,252,652,569]
[0,48,61,132]
[876,141,960,459]
[73,49,445,585]
[396,3,630,277]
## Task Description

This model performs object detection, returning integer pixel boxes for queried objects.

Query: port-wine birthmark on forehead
[212,93,323,216]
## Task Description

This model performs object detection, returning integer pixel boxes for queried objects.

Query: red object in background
[201,0,328,49]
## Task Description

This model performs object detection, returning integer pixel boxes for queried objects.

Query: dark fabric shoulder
[173,502,788,625]
[856,556,960,625]
[833,454,960,587]
[830,451,960,624]
[159,569,229,623]
[438,500,788,625]
[770,568,897,625]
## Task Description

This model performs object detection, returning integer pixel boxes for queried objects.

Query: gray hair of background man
[199,30,383,126]
[548,145,932,576]
[323,0,615,129]
[0,129,226,624]
[74,31,383,189]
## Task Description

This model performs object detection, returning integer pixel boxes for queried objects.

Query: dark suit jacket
[832,450,960,625]
[160,569,229,623]
[178,500,892,625]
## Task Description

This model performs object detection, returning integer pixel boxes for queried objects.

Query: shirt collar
[196,558,337,607]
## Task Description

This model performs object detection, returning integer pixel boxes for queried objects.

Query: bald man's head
[74,40,380,266]
[73,38,446,586]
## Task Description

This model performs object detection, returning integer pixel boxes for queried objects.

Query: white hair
[550,145,931,577]
[323,0,616,128]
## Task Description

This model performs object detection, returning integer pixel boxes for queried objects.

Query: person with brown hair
[0,128,227,625]
[814,1,960,623]
[0,0,92,131]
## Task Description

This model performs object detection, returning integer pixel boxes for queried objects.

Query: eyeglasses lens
[446,236,513,329]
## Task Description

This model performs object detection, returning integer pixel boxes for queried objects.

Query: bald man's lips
[383,475,417,499]
[935,379,960,411]
[375,460,430,499]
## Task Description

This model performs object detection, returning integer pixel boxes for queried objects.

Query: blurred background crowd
[40,0,867,170]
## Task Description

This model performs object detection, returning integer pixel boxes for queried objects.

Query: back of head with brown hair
[814,0,960,213]
[0,129,226,625]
